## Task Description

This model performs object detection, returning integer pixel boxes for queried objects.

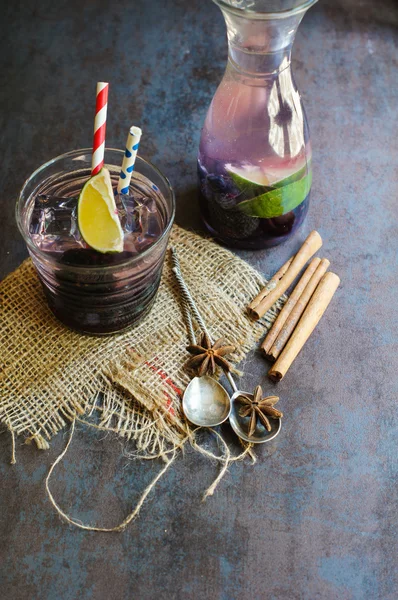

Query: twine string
[7,418,16,465]
[45,420,176,532]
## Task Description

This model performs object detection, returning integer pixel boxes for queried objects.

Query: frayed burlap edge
[0,225,286,530]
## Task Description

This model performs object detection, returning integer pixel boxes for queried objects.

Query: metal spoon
[171,249,281,444]
[184,309,281,444]
[171,257,231,427]
[181,321,231,428]
[225,371,281,445]
[182,375,231,428]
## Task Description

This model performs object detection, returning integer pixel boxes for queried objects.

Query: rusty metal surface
[0,0,397,598]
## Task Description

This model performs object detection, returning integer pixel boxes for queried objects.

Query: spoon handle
[171,247,239,395]
[225,371,238,394]
[171,271,196,344]
[170,247,211,341]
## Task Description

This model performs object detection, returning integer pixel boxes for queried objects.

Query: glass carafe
[198,0,318,249]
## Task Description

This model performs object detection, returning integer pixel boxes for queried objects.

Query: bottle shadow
[174,184,206,234]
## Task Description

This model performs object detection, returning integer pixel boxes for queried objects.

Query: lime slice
[228,164,271,186]
[227,165,271,198]
[237,170,312,219]
[228,162,310,195]
[77,168,123,253]
[268,163,309,189]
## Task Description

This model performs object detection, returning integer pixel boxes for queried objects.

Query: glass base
[46,295,156,336]
[40,272,160,335]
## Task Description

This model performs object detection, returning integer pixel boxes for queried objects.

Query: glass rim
[212,0,318,19]
[16,147,176,273]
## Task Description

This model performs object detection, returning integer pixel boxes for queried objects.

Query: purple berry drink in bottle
[198,0,317,249]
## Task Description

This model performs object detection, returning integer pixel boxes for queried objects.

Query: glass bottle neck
[228,45,292,76]
[221,8,304,76]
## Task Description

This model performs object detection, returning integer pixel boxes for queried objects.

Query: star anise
[236,385,283,437]
[186,333,235,377]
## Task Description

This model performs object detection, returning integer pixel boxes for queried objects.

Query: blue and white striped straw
[117,126,142,194]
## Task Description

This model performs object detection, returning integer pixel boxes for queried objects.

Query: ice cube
[33,194,77,210]
[116,192,140,233]
[136,196,163,239]
[29,191,164,256]
[122,194,164,253]
[29,194,84,252]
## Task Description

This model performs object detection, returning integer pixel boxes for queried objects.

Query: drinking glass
[16,148,175,334]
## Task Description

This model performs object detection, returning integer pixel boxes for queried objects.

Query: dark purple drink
[198,157,311,250]
[16,149,175,334]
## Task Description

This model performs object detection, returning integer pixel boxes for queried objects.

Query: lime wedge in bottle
[237,170,312,218]
[227,162,312,219]
[227,164,272,198]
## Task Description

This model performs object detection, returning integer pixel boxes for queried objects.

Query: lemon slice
[78,168,123,253]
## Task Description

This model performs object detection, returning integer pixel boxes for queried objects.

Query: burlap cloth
[0,225,284,530]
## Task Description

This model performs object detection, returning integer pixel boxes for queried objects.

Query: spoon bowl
[171,249,281,442]
[183,375,231,427]
[229,389,281,444]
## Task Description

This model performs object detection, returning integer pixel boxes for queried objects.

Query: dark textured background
[1,1,397,598]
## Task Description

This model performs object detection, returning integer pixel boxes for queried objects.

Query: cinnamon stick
[261,257,321,354]
[247,230,323,320]
[249,256,294,312]
[265,258,330,361]
[268,272,340,382]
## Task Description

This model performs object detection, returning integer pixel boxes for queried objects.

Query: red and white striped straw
[91,82,109,175]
